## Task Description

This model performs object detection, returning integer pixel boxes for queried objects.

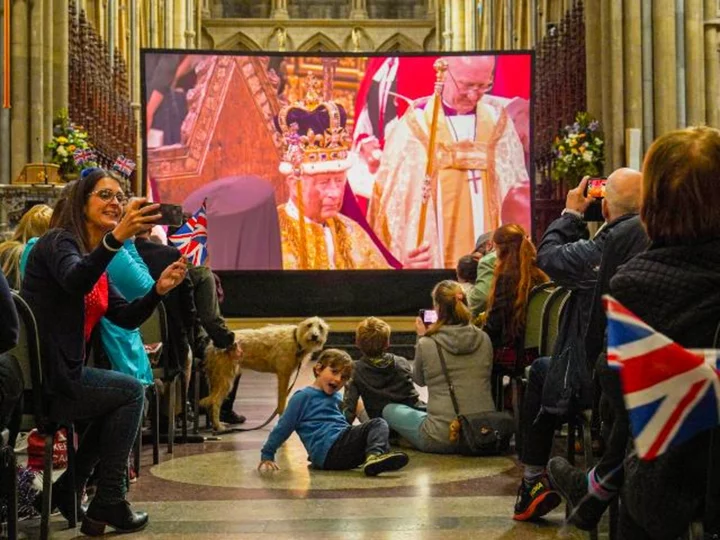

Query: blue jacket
[261,386,349,468]
[100,240,155,384]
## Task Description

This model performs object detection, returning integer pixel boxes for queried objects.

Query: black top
[21,229,163,398]
[135,237,196,372]
[0,268,19,353]
[342,353,422,421]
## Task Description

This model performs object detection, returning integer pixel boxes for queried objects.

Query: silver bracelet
[102,234,121,252]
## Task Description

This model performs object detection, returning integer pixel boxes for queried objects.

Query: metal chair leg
[180,373,188,443]
[193,365,200,435]
[150,385,160,465]
[65,424,77,528]
[167,378,176,454]
[41,433,54,540]
[3,441,18,540]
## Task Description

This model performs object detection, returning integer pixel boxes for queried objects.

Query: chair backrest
[139,302,170,375]
[524,282,557,351]
[139,302,168,347]
[540,287,572,357]
[9,291,46,428]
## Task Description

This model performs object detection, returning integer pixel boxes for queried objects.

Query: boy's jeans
[322,418,390,470]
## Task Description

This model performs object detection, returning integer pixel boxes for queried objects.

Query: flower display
[46,109,97,179]
[551,112,605,187]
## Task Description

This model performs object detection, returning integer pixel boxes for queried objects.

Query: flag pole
[416,58,448,248]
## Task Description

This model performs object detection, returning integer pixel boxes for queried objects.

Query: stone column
[653,0,678,136]
[465,0,476,49]
[29,0,44,162]
[164,0,173,48]
[641,0,654,149]
[149,0,158,47]
[185,0,196,48]
[350,0,368,20]
[609,0,624,168]
[585,0,602,120]
[174,0,185,49]
[623,0,643,130]
[108,0,116,67]
[1,2,9,186]
[684,0,705,125]
[44,0,54,139]
[271,0,289,20]
[704,0,719,127]
[600,0,614,170]
[53,1,69,114]
[130,0,142,194]
[10,0,29,182]
[451,0,465,50]
[442,0,453,51]
[427,0,436,19]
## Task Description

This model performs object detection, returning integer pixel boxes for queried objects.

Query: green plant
[551,112,605,187]
[46,109,97,178]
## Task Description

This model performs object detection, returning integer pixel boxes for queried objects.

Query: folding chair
[139,303,183,455]
[10,292,77,540]
[539,287,571,357]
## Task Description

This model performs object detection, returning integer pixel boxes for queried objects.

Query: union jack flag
[168,200,208,266]
[73,148,95,165]
[113,155,136,176]
[604,295,720,461]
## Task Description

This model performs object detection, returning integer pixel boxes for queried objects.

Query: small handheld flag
[604,295,720,461]
[113,155,136,177]
[73,148,96,166]
[168,200,208,266]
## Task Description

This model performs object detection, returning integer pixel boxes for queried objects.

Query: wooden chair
[10,292,77,540]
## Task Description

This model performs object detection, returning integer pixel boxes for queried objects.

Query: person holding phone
[21,168,187,535]
[382,280,495,454]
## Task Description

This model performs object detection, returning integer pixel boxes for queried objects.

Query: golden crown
[276,74,352,176]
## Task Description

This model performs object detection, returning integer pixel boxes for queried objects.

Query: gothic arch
[342,28,374,52]
[376,33,422,53]
[219,32,262,51]
[297,32,342,53]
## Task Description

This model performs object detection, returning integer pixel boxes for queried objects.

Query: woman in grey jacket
[383,280,495,453]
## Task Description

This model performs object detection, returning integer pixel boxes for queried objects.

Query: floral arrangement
[551,112,605,187]
[46,109,97,179]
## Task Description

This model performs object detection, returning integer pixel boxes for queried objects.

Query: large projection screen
[142,51,533,272]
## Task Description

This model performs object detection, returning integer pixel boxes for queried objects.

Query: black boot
[81,500,148,536]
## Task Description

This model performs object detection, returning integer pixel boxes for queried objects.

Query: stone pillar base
[272,9,289,20]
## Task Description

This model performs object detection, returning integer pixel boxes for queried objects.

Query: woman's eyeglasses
[90,189,127,204]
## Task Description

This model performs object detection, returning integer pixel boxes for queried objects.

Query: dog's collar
[294,327,303,357]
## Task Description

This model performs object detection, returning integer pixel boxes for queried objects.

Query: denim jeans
[50,367,144,505]
[519,356,558,467]
[322,417,390,470]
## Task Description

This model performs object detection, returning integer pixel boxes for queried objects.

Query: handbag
[433,340,514,456]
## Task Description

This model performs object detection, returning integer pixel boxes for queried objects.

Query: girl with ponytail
[382,279,495,454]
[483,224,549,349]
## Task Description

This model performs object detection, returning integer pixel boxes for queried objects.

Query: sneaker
[547,457,611,530]
[513,475,561,521]
[219,410,246,425]
[361,452,409,477]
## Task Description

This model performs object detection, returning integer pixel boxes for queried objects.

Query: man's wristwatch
[561,208,583,219]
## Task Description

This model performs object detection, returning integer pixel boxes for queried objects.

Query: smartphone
[418,309,438,326]
[584,177,607,199]
[583,177,607,222]
[142,202,184,227]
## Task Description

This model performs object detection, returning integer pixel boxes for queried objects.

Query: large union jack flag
[604,295,720,461]
[168,200,208,266]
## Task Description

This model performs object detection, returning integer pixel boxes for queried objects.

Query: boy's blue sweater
[260,386,350,468]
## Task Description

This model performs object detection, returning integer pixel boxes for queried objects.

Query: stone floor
[18,364,596,539]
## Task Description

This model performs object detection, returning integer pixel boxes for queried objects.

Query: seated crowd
[0,125,719,539]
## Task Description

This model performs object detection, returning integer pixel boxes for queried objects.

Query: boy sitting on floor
[258,349,409,476]
[343,317,425,423]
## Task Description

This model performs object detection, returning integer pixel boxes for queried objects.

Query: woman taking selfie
[382,280,494,453]
[21,168,187,536]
